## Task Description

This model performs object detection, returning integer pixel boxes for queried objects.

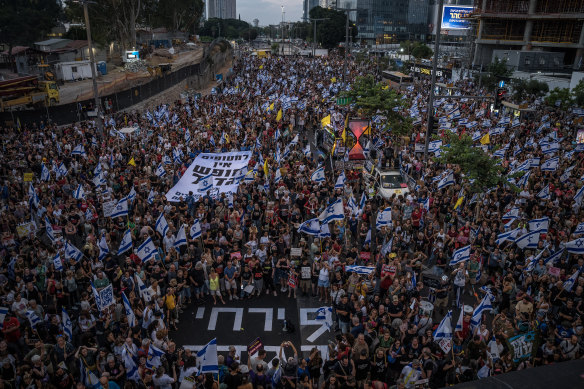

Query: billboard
[441,6,473,30]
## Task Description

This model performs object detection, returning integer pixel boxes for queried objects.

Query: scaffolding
[479,0,584,14]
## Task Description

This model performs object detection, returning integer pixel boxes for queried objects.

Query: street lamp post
[309,18,329,57]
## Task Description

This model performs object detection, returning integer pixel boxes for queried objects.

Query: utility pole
[79,0,103,134]
[310,18,328,57]
[340,8,359,84]
[424,0,444,160]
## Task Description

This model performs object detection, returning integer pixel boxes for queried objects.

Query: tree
[308,6,356,49]
[435,133,507,194]
[340,75,412,136]
[399,41,433,59]
[512,78,549,102]
[150,0,204,34]
[571,79,584,106]
[0,0,61,65]
[199,18,251,40]
[545,87,572,109]
[477,57,513,92]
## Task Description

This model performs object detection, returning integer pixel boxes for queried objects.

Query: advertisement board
[442,6,473,30]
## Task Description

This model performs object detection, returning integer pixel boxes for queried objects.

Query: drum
[419,301,434,317]
[463,305,474,315]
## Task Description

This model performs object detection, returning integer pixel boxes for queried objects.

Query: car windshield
[380,174,404,189]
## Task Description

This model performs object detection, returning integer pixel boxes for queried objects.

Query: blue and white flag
[574,222,584,235]
[450,245,471,266]
[502,207,520,223]
[319,223,331,238]
[146,344,166,369]
[433,310,453,342]
[376,207,392,230]
[428,140,442,154]
[541,142,560,155]
[162,155,172,165]
[111,197,129,218]
[122,292,136,327]
[190,219,202,239]
[53,253,63,272]
[274,168,282,183]
[71,144,87,158]
[334,171,346,190]
[197,338,219,373]
[347,196,359,216]
[297,218,321,235]
[98,233,109,261]
[41,163,50,181]
[127,186,137,203]
[319,198,345,224]
[515,230,540,249]
[122,346,140,382]
[62,308,73,340]
[437,172,455,190]
[470,294,494,331]
[574,185,584,206]
[155,163,166,178]
[147,189,156,205]
[345,265,375,275]
[28,184,39,208]
[540,157,559,171]
[136,237,157,263]
[64,241,83,262]
[381,237,393,257]
[529,217,549,234]
[56,162,68,177]
[118,229,133,255]
[566,237,584,254]
[364,229,371,245]
[496,228,520,246]
[80,360,100,388]
[155,213,169,236]
[316,307,333,331]
[563,269,581,292]
[73,184,85,200]
[26,310,41,328]
[537,185,550,200]
[174,224,187,248]
[517,171,531,188]
[311,166,326,183]
[197,173,213,193]
[454,306,464,333]
[185,129,191,143]
[45,216,55,244]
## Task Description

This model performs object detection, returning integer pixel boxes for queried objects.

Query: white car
[365,168,410,200]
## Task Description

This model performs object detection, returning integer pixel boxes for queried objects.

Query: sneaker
[234,296,239,300]
[175,319,179,324]
[229,295,233,301]
[273,291,277,296]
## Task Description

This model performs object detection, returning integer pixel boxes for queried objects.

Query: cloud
[237,0,304,25]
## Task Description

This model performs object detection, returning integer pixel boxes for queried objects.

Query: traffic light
[429,116,439,135]
[495,88,507,109]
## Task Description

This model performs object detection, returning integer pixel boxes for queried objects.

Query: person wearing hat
[399,359,424,389]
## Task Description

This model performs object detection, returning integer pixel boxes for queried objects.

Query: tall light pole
[340,8,359,84]
[309,18,328,57]
[77,0,103,133]
[424,0,444,160]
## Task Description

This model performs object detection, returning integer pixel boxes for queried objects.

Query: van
[364,167,410,200]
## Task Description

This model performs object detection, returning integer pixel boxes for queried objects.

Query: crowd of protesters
[0,42,583,389]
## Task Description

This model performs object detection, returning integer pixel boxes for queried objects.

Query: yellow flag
[128,157,136,167]
[321,114,331,127]
[341,129,346,143]
[331,77,337,83]
[382,84,389,90]
[259,65,264,69]
[480,133,490,145]
[263,159,269,177]
[454,196,464,210]
[331,141,337,156]
[276,109,282,122]
[268,102,274,112]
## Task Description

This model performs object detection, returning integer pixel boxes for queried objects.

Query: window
[539,57,546,66]
[71,66,78,72]
[524,57,531,66]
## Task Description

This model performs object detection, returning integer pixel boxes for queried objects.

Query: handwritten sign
[102,200,117,217]
[508,331,536,363]
[290,248,302,257]
[548,267,560,277]
[247,337,263,356]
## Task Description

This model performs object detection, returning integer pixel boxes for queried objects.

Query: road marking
[196,307,205,319]
[277,308,286,320]
[248,308,274,331]
[300,308,330,343]
[183,344,329,364]
[208,307,244,331]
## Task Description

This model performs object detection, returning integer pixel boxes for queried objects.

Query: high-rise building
[356,0,430,44]
[472,0,584,69]
[206,0,236,20]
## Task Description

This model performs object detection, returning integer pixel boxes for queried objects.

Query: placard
[23,173,33,182]
[16,222,36,238]
[438,339,452,354]
[290,248,302,257]
[508,331,536,363]
[102,200,117,217]
[247,337,263,356]
[548,266,561,277]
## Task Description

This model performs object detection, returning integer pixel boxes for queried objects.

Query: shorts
[210,289,221,296]
[318,279,330,288]
[225,279,237,289]
[300,279,311,290]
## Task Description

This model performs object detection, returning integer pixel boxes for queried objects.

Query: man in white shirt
[399,359,424,389]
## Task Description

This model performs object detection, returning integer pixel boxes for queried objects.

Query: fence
[0,39,231,127]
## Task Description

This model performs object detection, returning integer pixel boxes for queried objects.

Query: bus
[381,71,413,90]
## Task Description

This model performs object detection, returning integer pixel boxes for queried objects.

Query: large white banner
[165,151,251,202]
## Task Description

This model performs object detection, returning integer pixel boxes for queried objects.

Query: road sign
[498,80,505,88]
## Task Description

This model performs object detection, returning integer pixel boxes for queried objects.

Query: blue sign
[441,6,473,30]
[498,80,505,88]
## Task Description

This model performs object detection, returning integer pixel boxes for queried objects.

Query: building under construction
[473,0,584,70]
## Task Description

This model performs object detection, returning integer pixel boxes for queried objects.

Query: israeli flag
[574,185,584,206]
[147,189,156,205]
[334,171,346,190]
[98,233,110,261]
[173,148,182,165]
[146,344,166,369]
[155,163,166,178]
[428,140,442,153]
[450,245,471,266]
[190,219,202,239]
[517,171,531,188]
[319,223,331,238]
[319,198,345,224]
[28,184,39,208]
[174,224,187,248]
[537,185,550,200]
[136,237,157,263]
[566,237,584,254]
[53,253,63,272]
[540,156,559,171]
[423,198,430,212]
[41,163,50,181]
[502,207,520,223]
[73,184,85,200]
[437,172,455,190]
[345,265,375,275]
[162,155,172,165]
[375,207,392,230]
[62,308,73,340]
[529,217,549,233]
[315,307,333,331]
[470,294,494,330]
[122,292,136,327]
[64,241,83,262]
[155,213,169,237]
[80,360,100,388]
[26,310,41,328]
[574,222,584,235]
[544,248,564,265]
[197,338,219,373]
[185,129,191,143]
[303,144,311,157]
[541,142,560,155]
[118,229,133,255]
[297,218,321,235]
[347,196,359,216]
[364,229,371,245]
[127,186,137,203]
[122,347,140,382]
[381,237,393,257]
[562,269,581,292]
[111,197,129,218]
[197,173,213,193]
[71,144,87,158]
[311,166,326,183]
[433,310,453,342]
[274,168,282,183]
[45,217,55,244]
[93,172,106,187]
[496,228,520,246]
[515,230,540,249]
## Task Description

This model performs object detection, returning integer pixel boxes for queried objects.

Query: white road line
[196,307,205,319]
[299,308,330,343]
[248,308,274,331]
[208,307,244,331]
[277,308,285,320]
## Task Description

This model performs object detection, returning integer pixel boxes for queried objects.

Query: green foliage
[199,18,252,39]
[400,41,433,59]
[308,6,356,49]
[572,80,584,106]
[149,0,204,34]
[435,133,506,194]
[340,75,412,136]
[511,78,549,101]
[63,26,87,41]
[271,43,279,54]
[545,87,572,109]
[0,0,61,50]
[241,28,258,41]
[477,57,513,92]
